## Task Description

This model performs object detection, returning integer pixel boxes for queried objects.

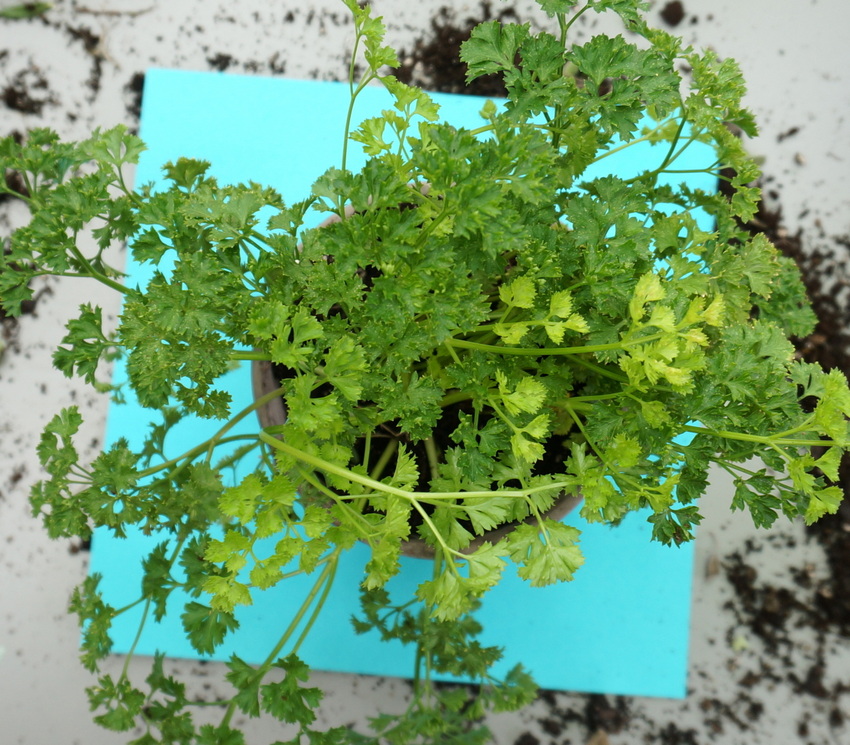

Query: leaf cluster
[3,0,849,741]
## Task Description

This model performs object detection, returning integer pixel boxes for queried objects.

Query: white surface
[2,1,850,743]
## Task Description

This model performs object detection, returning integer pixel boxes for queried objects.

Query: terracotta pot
[251,358,582,559]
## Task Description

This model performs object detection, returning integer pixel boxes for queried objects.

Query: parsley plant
[2,0,848,741]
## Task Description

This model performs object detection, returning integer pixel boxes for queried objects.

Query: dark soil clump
[65,24,103,95]
[2,64,54,114]
[124,71,145,121]
[207,52,235,71]
[395,2,518,97]
[659,2,686,27]
[655,722,699,745]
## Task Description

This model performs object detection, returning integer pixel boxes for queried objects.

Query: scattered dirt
[395,1,517,97]
[124,71,145,121]
[659,2,686,27]
[2,63,55,114]
[207,52,235,71]
[65,24,103,95]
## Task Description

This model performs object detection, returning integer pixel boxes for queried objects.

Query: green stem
[118,536,186,682]
[259,430,571,501]
[414,203,451,248]
[290,552,339,654]
[137,386,285,479]
[230,349,271,361]
[423,437,440,481]
[445,331,664,357]
[68,244,130,296]
[657,115,687,172]
[369,438,398,481]
[119,597,152,682]
[563,3,593,36]
[588,131,657,165]
[568,390,627,403]
[220,549,341,729]
[112,597,145,616]
[711,456,793,484]
[570,354,630,383]
[439,390,473,408]
[682,424,839,449]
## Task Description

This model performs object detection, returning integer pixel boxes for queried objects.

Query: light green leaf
[510,433,545,464]
[804,486,843,525]
[506,520,584,586]
[494,322,530,345]
[497,372,548,415]
[628,272,665,322]
[548,290,575,319]
[499,276,537,309]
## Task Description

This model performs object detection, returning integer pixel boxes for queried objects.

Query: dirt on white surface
[2,1,850,744]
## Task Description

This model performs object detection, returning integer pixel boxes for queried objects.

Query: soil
[394,1,515,97]
[2,63,54,114]
[65,24,104,96]
[659,2,686,28]
[393,5,850,745]
[124,71,146,122]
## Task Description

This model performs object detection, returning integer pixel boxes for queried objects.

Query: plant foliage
[1,0,847,741]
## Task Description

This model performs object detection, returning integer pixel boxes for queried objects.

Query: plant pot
[251,357,582,559]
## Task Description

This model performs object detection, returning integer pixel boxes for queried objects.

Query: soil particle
[659,2,686,27]
[2,64,55,114]
[777,126,800,142]
[207,52,235,71]
[269,52,287,75]
[723,552,807,651]
[68,537,92,555]
[583,694,630,735]
[653,722,698,745]
[516,692,632,744]
[65,24,104,94]
[124,71,145,121]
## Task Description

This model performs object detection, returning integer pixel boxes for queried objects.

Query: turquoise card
[90,68,718,698]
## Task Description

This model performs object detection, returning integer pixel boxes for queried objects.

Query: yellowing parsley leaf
[219,474,263,524]
[703,295,725,327]
[506,521,584,586]
[497,373,547,415]
[494,321,531,345]
[510,432,545,463]
[646,305,676,332]
[629,272,665,322]
[804,486,843,525]
[499,276,537,309]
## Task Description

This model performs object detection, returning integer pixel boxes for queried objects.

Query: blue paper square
[90,68,718,698]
